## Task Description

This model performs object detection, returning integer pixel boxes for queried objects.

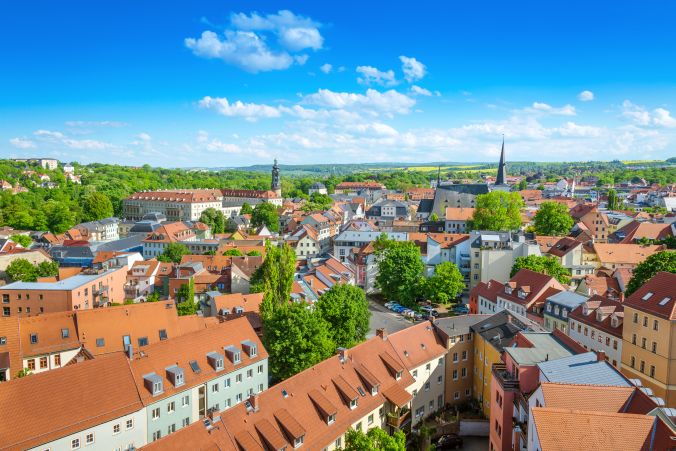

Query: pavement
[458,436,489,450]
[366,298,419,337]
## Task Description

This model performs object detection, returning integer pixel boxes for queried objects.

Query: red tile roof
[623,272,676,320]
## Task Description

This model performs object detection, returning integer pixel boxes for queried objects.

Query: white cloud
[230,10,320,33]
[556,122,603,137]
[399,56,426,82]
[577,90,594,102]
[9,137,36,149]
[356,66,397,86]
[195,131,241,154]
[199,96,283,121]
[530,102,576,116]
[32,129,114,150]
[65,120,128,127]
[303,88,416,116]
[622,100,676,128]
[34,129,65,139]
[279,27,323,51]
[137,133,152,141]
[320,63,332,74]
[410,85,432,96]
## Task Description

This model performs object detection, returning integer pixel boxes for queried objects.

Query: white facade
[333,231,408,262]
[407,357,446,425]
[27,409,147,451]
[568,315,623,368]
[23,347,81,375]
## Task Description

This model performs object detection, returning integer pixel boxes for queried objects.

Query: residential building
[0,266,128,317]
[74,217,120,242]
[492,269,565,320]
[334,181,386,194]
[388,322,448,424]
[308,181,328,195]
[542,290,589,334]
[142,222,197,259]
[348,242,378,293]
[0,246,52,281]
[366,199,410,221]
[570,204,610,242]
[145,330,416,451]
[444,207,475,233]
[472,280,505,315]
[124,189,225,221]
[621,272,676,405]
[424,233,471,283]
[220,188,283,207]
[0,353,146,451]
[333,231,407,263]
[611,220,674,244]
[591,243,664,270]
[568,295,624,367]
[545,236,595,279]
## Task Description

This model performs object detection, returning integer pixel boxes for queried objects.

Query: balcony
[93,285,109,297]
[492,363,519,391]
[386,408,410,429]
[460,253,470,260]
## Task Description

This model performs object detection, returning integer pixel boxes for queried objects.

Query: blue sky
[2,1,676,167]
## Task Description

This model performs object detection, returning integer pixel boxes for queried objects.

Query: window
[452,353,458,363]
[461,368,467,378]
[453,369,458,380]
[426,363,431,371]
[640,360,645,373]
[613,340,618,350]
[632,334,637,345]
[257,364,264,374]
[182,417,190,427]
[85,433,94,445]
[633,313,639,323]
[653,320,659,331]
[40,356,48,369]
[152,407,160,420]
[462,350,467,360]
[61,328,70,339]
[71,438,80,449]
[630,356,635,368]
[368,413,374,425]
[211,384,219,393]
[236,374,242,383]
[113,424,121,434]
[438,375,443,384]
[236,393,243,403]
[350,398,358,409]
[152,431,161,441]
[247,369,253,378]
[126,419,134,430]
[167,424,176,434]
[335,437,342,448]
[643,316,648,327]
[224,378,231,388]
[424,381,430,391]
[413,369,418,377]
[159,329,168,340]
[182,395,189,407]
[138,337,149,347]
[27,359,35,370]
[30,333,38,344]
[167,401,175,413]
[642,337,647,349]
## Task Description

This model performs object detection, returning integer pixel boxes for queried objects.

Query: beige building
[621,272,676,406]
[468,231,541,288]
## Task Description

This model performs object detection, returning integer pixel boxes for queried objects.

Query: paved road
[367,298,419,337]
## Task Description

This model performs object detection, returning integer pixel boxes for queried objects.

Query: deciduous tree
[375,239,424,305]
[5,258,37,282]
[251,202,280,232]
[343,427,406,451]
[626,251,676,296]
[511,255,571,284]
[9,234,32,248]
[469,191,524,231]
[423,262,465,304]
[81,192,114,221]
[532,201,574,236]
[315,284,370,348]
[158,242,190,263]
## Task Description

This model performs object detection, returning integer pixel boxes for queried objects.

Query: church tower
[495,136,507,186]
[271,159,281,197]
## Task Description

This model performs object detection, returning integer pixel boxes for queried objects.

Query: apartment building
[0,266,128,317]
[444,207,475,233]
[542,290,588,334]
[142,222,197,259]
[333,231,407,262]
[491,269,565,319]
[123,189,224,221]
[132,317,268,444]
[545,236,595,279]
[567,295,624,368]
[471,279,504,315]
[388,323,448,424]
[468,231,541,288]
[144,331,416,450]
[590,243,664,271]
[621,272,676,405]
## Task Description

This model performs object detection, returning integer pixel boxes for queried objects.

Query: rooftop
[504,332,574,366]
[538,351,631,386]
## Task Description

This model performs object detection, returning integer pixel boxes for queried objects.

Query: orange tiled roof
[444,207,475,221]
[624,271,676,320]
[539,382,637,413]
[387,321,448,369]
[593,243,664,265]
[211,292,264,314]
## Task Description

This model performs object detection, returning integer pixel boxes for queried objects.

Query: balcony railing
[386,409,410,428]
[492,363,519,391]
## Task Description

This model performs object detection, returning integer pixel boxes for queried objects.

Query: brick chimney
[596,350,606,362]
[506,313,513,324]
[619,292,625,302]
[337,347,348,363]
[376,328,387,341]
[249,393,260,412]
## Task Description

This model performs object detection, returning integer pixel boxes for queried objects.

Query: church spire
[496,135,507,185]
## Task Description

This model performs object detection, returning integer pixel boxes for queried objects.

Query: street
[367,297,419,337]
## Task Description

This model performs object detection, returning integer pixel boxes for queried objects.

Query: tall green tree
[36,261,59,278]
[5,258,37,282]
[626,251,676,296]
[81,192,114,221]
[423,261,465,304]
[375,239,424,305]
[158,242,190,263]
[532,201,574,236]
[517,179,528,190]
[176,279,196,315]
[343,427,406,451]
[9,234,32,248]
[251,242,296,315]
[607,188,620,210]
[251,202,280,232]
[223,248,243,256]
[511,255,571,284]
[315,284,370,348]
[199,207,226,234]
[263,302,335,380]
[469,191,524,231]
[44,200,75,233]
[240,202,254,215]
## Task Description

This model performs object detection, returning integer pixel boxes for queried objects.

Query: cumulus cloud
[530,102,576,116]
[196,130,241,153]
[556,122,603,137]
[320,63,332,74]
[65,120,128,127]
[9,137,36,149]
[622,100,676,128]
[410,85,433,96]
[356,65,397,86]
[399,56,426,82]
[577,90,594,102]
[303,88,416,116]
[32,129,114,150]
[199,96,283,121]
[186,10,323,72]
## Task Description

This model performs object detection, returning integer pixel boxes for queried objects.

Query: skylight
[643,292,654,301]
[189,360,201,373]
[659,297,671,306]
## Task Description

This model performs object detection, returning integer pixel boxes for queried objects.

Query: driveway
[367,298,419,337]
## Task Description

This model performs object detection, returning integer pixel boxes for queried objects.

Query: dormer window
[350,398,358,409]
[30,333,38,344]
[505,287,513,295]
[225,345,241,364]
[518,290,526,299]
[395,370,402,380]
[546,304,552,312]
[371,385,379,395]
[143,373,164,396]
[294,435,305,448]
[327,413,336,425]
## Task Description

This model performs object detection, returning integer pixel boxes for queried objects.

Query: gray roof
[129,220,161,233]
[503,332,574,365]
[546,291,589,309]
[310,182,326,189]
[50,246,94,259]
[93,234,145,252]
[434,315,491,337]
[3,269,119,291]
[471,311,545,352]
[334,230,408,243]
[417,199,434,213]
[538,352,631,387]
[438,184,490,195]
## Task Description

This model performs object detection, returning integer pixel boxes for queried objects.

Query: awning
[382,384,413,408]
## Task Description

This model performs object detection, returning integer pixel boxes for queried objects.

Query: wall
[23,347,81,375]
[408,357,446,425]
[568,319,622,368]
[444,334,474,407]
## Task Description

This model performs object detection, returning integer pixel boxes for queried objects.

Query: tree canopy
[199,207,226,234]
[510,255,571,284]
[626,251,676,296]
[81,192,114,222]
[158,242,190,263]
[251,202,280,232]
[251,242,296,315]
[176,279,196,315]
[343,428,406,451]
[10,234,32,248]
[240,202,254,215]
[263,302,335,381]
[315,284,370,348]
[223,248,243,256]
[423,261,465,304]
[469,191,524,231]
[532,201,574,236]
[607,188,619,210]
[375,236,424,306]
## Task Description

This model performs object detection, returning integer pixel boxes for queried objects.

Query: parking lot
[367,298,419,337]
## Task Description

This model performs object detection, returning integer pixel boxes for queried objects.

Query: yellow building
[470,311,534,417]
[621,272,676,406]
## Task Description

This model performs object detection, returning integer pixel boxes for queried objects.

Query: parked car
[421,306,439,317]
[435,434,463,450]
[453,304,469,314]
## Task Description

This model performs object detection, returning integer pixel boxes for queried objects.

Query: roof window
[642,292,654,301]
[659,297,671,306]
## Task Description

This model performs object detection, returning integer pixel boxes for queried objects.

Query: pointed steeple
[496,135,507,185]
[437,166,441,185]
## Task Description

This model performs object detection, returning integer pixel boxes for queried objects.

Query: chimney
[596,350,606,362]
[376,328,387,341]
[619,292,625,302]
[249,393,260,412]
[506,314,513,324]
[337,347,348,363]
